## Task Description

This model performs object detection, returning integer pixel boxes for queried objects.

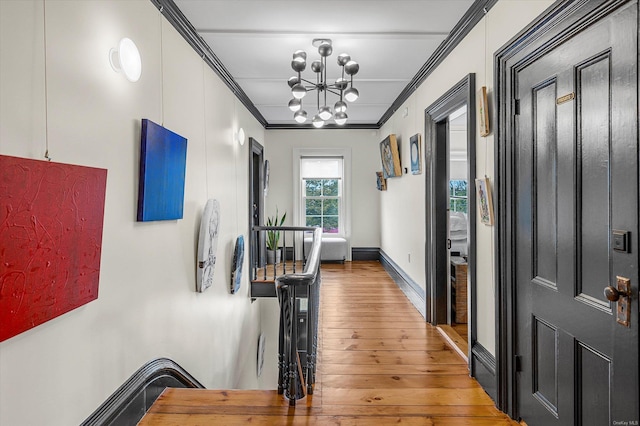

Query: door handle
[604,285,630,301]
[604,277,631,327]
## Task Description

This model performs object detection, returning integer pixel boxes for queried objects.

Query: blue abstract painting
[230,235,244,294]
[137,119,188,221]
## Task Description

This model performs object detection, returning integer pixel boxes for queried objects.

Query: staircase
[138,261,519,425]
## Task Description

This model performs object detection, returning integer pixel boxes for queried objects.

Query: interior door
[514,3,638,425]
[249,138,265,270]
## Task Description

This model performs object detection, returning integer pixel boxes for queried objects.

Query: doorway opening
[446,105,469,354]
[424,74,476,368]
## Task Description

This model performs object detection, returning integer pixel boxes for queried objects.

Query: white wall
[263,129,381,249]
[379,0,554,355]
[0,1,269,425]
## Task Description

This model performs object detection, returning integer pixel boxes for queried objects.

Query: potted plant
[266,209,286,264]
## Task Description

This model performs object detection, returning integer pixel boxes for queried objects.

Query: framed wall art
[230,235,245,294]
[379,134,402,178]
[196,199,220,292]
[137,119,188,221]
[475,177,494,226]
[376,171,387,191]
[0,155,107,342]
[410,133,422,175]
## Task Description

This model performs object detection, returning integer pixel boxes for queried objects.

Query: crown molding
[150,0,268,127]
[377,0,498,127]
[151,0,496,130]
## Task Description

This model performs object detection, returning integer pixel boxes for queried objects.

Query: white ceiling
[171,0,477,127]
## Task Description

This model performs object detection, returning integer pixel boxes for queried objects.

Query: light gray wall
[0,1,269,425]
[263,129,382,249]
[379,0,554,355]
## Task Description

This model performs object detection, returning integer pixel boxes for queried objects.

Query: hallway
[139,261,517,424]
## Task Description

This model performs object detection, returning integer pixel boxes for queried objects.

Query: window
[449,180,468,213]
[301,157,343,234]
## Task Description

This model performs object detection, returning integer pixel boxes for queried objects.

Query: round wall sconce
[236,128,246,146]
[110,38,142,82]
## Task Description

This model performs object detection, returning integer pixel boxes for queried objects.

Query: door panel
[515,3,638,425]
[533,80,558,289]
[577,53,612,307]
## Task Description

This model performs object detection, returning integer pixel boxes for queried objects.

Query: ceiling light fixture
[287,39,359,127]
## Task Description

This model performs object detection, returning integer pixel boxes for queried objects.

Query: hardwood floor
[139,261,517,425]
[452,323,468,343]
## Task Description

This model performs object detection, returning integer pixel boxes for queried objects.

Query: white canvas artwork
[196,199,220,292]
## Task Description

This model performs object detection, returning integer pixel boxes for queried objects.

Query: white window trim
[293,147,352,261]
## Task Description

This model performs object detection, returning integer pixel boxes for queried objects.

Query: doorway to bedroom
[446,105,469,356]
[424,74,476,368]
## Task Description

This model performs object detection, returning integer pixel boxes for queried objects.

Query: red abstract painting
[0,155,107,342]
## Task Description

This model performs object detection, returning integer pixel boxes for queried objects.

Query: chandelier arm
[325,88,343,97]
[324,84,327,107]
[299,78,317,86]
[323,56,328,91]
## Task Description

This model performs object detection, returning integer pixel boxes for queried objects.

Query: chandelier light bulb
[337,53,351,66]
[288,76,300,88]
[312,115,325,128]
[345,60,359,76]
[288,98,301,112]
[318,106,333,121]
[334,100,347,113]
[311,60,323,73]
[293,50,307,60]
[335,78,348,90]
[334,112,348,125]
[318,42,333,57]
[294,110,308,123]
[291,57,306,72]
[344,87,359,102]
[292,83,307,99]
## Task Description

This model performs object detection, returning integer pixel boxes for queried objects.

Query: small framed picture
[475,177,494,226]
[479,86,490,137]
[409,133,422,175]
[379,134,402,178]
[376,171,387,191]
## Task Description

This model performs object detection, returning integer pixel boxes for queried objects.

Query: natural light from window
[301,157,343,234]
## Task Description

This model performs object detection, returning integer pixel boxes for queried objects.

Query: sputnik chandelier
[287,39,359,127]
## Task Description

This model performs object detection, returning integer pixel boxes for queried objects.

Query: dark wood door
[249,138,265,269]
[514,3,638,425]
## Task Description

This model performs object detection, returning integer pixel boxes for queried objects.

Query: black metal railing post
[262,226,322,406]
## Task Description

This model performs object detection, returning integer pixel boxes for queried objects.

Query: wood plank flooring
[139,261,517,425]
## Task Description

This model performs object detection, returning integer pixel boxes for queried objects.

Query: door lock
[604,277,631,327]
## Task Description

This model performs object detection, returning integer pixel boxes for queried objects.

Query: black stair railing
[275,226,321,405]
[250,226,322,406]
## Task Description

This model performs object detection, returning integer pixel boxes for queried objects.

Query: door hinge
[514,355,523,372]
[513,99,520,115]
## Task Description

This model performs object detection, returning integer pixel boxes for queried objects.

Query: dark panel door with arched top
[513,2,638,425]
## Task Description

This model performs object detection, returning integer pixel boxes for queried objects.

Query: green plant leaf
[266,207,286,250]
